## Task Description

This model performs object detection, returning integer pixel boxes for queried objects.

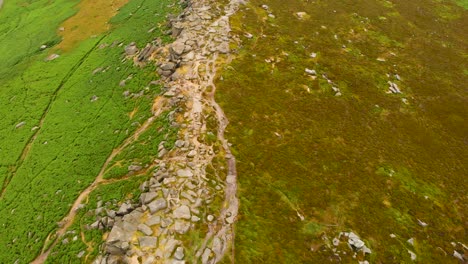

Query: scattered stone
[202,248,212,264]
[295,12,309,19]
[187,150,197,158]
[148,198,167,214]
[348,235,365,249]
[140,192,158,204]
[128,164,142,172]
[124,42,139,55]
[408,250,417,261]
[45,54,60,61]
[305,68,317,75]
[146,215,161,226]
[177,169,193,177]
[77,251,85,258]
[117,202,132,215]
[15,122,26,129]
[174,220,190,234]
[212,237,223,257]
[90,95,99,102]
[191,215,200,222]
[171,41,186,56]
[139,236,158,248]
[453,250,465,261]
[161,217,174,228]
[407,238,414,245]
[173,205,191,219]
[207,215,214,222]
[40,45,47,50]
[417,219,428,227]
[174,247,185,260]
[261,4,269,10]
[161,62,176,71]
[310,52,317,58]
[138,223,153,236]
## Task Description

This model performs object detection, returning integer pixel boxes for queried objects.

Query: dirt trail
[31,103,167,264]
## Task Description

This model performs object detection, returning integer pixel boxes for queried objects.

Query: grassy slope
[217,0,467,263]
[0,0,177,263]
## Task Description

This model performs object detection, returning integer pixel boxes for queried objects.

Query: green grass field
[0,0,179,262]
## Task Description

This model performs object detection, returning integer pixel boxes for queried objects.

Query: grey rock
[138,223,153,236]
[174,247,184,260]
[117,202,132,215]
[187,150,197,158]
[77,250,85,258]
[173,205,191,219]
[175,140,185,148]
[171,41,185,56]
[191,215,200,222]
[160,217,174,228]
[177,169,193,178]
[146,215,161,226]
[15,122,26,129]
[148,198,167,214]
[107,225,128,243]
[174,220,190,234]
[128,164,142,172]
[305,68,317,75]
[45,54,60,61]
[161,62,176,71]
[212,237,223,257]
[207,215,214,222]
[140,192,158,204]
[124,42,138,55]
[139,236,158,248]
[202,248,212,264]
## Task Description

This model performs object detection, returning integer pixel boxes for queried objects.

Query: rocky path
[92,0,242,263]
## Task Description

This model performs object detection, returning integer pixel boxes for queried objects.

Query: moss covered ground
[216,0,467,263]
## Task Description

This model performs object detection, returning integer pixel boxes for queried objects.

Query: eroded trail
[31,103,168,264]
[90,0,242,263]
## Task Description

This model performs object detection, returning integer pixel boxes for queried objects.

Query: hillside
[0,0,466,263]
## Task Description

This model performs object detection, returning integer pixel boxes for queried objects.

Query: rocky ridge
[93,0,242,263]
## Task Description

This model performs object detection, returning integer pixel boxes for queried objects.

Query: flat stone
[174,246,184,260]
[125,43,138,55]
[140,192,158,204]
[174,220,190,234]
[148,198,167,214]
[117,202,132,216]
[146,215,161,226]
[202,248,212,264]
[128,164,142,172]
[138,223,153,236]
[77,250,85,258]
[177,169,193,178]
[305,68,317,75]
[187,150,197,158]
[161,217,174,228]
[212,237,223,257]
[173,205,191,219]
[207,215,214,222]
[45,54,60,61]
[15,122,26,129]
[139,236,158,248]
[171,41,185,56]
